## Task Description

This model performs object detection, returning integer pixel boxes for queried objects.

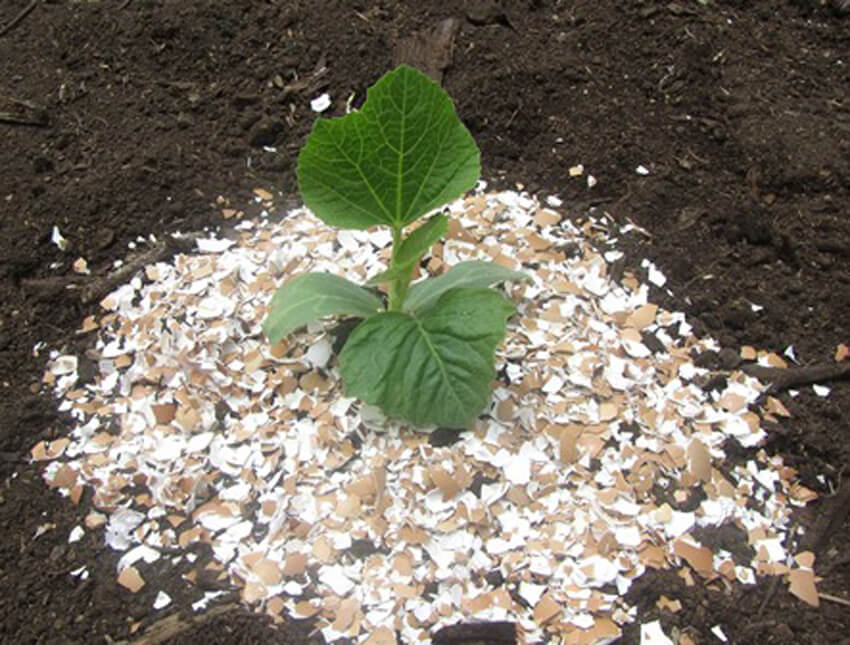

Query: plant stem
[388,227,403,311]
[387,226,414,311]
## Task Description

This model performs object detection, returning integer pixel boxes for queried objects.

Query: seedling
[263,65,528,429]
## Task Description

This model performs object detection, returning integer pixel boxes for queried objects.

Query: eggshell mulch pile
[34,188,819,644]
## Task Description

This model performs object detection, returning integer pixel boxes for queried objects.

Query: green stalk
[387,226,414,311]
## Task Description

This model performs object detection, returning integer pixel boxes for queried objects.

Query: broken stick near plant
[741,362,850,394]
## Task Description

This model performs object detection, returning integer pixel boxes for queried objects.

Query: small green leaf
[396,214,448,267]
[263,273,383,344]
[339,288,515,428]
[365,214,448,286]
[297,65,480,230]
[365,264,409,286]
[404,261,529,313]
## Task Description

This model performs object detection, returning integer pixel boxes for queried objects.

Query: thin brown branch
[741,362,850,394]
[78,236,197,304]
[0,0,39,38]
[130,603,238,645]
[22,234,201,305]
[819,592,850,608]
[0,110,47,126]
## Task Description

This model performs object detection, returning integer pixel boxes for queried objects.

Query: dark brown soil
[2,1,849,643]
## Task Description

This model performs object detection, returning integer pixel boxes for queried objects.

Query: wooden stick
[819,592,850,608]
[130,602,238,645]
[433,621,517,644]
[22,234,201,305]
[78,235,197,304]
[0,95,49,125]
[0,0,39,38]
[741,362,850,394]
[393,18,461,84]
[810,480,850,555]
[0,110,47,126]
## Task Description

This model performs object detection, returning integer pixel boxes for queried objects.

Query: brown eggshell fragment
[687,439,712,483]
[674,539,715,579]
[788,568,819,607]
[627,303,658,330]
[282,552,308,577]
[533,593,562,626]
[430,466,462,501]
[559,425,582,465]
[117,566,145,593]
[364,626,397,645]
[253,558,282,586]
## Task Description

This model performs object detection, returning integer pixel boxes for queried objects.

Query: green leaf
[365,264,409,286]
[263,273,383,344]
[396,214,448,266]
[339,288,515,428]
[297,65,480,230]
[404,261,529,313]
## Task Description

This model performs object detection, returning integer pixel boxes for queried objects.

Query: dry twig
[130,603,238,645]
[741,362,850,394]
[0,0,39,38]
[807,480,850,555]
[22,235,201,304]
[79,235,198,304]
[819,592,850,608]
[0,95,48,126]
[393,18,461,84]
[0,110,47,126]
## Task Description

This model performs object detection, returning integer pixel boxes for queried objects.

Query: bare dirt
[1,1,849,643]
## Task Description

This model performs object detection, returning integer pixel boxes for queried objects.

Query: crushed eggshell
[675,538,714,579]
[711,625,729,642]
[794,551,815,569]
[533,593,562,626]
[788,568,819,607]
[51,226,69,251]
[253,188,274,202]
[655,595,682,613]
[813,384,830,397]
[640,620,675,645]
[31,438,70,461]
[153,591,172,610]
[363,626,397,645]
[72,257,90,274]
[33,189,815,643]
[310,93,331,113]
[68,525,85,543]
[117,566,145,593]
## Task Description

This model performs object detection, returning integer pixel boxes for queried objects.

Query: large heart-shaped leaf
[339,288,515,428]
[404,260,529,313]
[263,273,383,344]
[297,65,480,230]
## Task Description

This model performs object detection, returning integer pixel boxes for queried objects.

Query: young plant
[263,65,527,429]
